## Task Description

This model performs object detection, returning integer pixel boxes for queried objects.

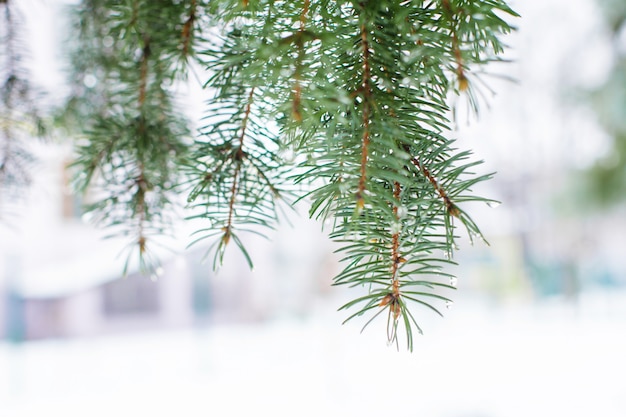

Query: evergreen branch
[41,0,519,349]
[63,0,193,275]
[187,21,292,265]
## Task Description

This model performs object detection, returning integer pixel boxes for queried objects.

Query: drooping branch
[65,1,192,274]
[52,0,518,349]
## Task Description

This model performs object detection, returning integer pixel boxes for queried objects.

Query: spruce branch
[185,21,294,268]
[220,87,255,261]
[65,0,192,274]
[34,0,521,349]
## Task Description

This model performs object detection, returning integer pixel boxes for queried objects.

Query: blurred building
[0,143,335,342]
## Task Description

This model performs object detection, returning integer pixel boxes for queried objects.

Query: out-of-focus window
[101,274,160,316]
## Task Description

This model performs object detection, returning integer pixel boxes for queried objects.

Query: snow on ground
[1,291,625,417]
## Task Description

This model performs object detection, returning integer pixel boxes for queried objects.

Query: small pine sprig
[66,0,194,275]
[185,22,294,268]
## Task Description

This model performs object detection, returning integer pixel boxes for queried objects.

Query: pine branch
[43,0,520,349]
[65,0,192,274]
[185,22,294,268]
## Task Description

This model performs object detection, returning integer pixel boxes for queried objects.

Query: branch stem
[292,0,309,121]
[356,23,371,208]
[442,0,467,90]
[138,36,150,106]
[224,87,255,242]
[390,181,402,292]
[181,0,196,57]
[411,156,460,217]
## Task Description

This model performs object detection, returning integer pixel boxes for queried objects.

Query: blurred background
[1,0,626,416]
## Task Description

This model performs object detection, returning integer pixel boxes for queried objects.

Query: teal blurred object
[5,290,25,343]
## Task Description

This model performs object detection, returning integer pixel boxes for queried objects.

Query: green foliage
[583,1,626,205]
[59,0,517,349]
[62,0,194,271]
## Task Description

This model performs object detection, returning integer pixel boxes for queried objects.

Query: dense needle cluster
[50,0,517,349]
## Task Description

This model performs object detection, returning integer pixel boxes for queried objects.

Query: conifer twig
[410,155,460,218]
[223,87,255,246]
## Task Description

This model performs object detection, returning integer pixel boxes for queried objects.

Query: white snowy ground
[1,291,625,417]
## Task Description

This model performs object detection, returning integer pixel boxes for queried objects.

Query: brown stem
[452,32,467,91]
[356,23,371,209]
[379,182,403,320]
[224,88,255,244]
[441,0,467,91]
[136,169,147,254]
[410,156,460,217]
[291,0,310,122]
[181,0,196,57]
[390,181,403,287]
[130,0,139,26]
[138,36,151,107]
